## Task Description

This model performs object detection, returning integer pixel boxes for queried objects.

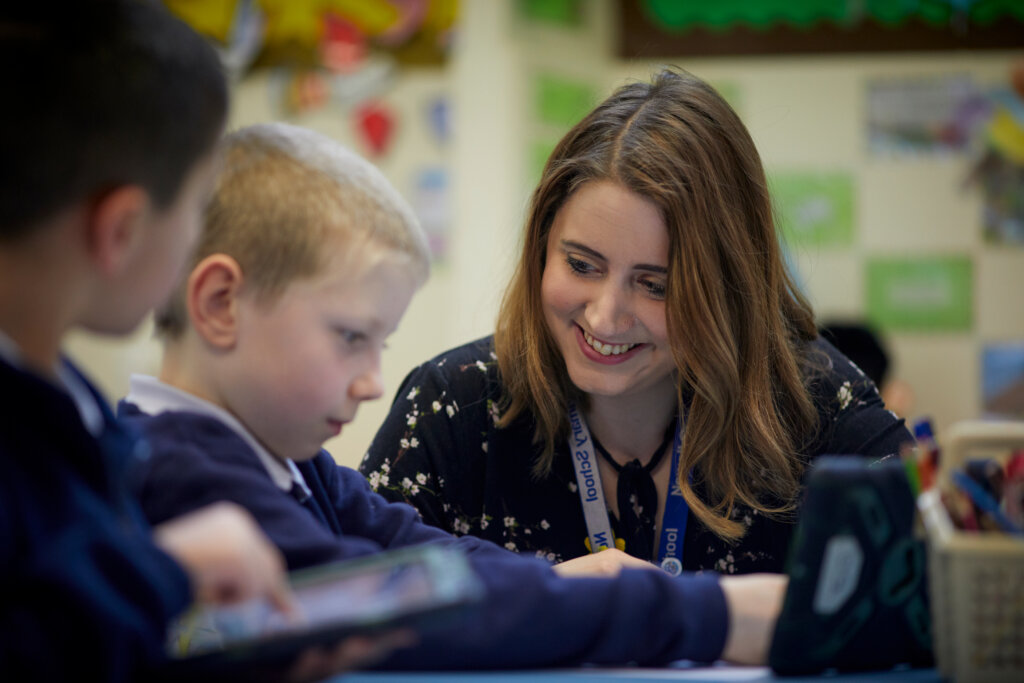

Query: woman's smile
[575,324,646,364]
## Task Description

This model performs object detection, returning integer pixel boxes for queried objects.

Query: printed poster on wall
[866,74,986,157]
[412,166,450,262]
[771,171,855,248]
[982,342,1024,418]
[865,256,973,332]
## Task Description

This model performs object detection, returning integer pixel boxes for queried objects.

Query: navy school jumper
[0,359,190,682]
[119,402,729,670]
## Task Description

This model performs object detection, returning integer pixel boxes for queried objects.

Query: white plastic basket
[922,420,1024,683]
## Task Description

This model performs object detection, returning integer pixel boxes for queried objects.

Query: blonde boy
[123,122,782,669]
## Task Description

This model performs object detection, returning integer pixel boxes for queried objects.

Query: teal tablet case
[769,456,934,675]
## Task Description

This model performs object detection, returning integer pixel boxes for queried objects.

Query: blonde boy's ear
[86,186,149,276]
[187,254,244,350]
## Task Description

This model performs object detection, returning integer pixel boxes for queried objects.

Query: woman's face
[541,180,677,405]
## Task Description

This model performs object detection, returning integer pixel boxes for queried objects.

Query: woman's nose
[585,283,634,338]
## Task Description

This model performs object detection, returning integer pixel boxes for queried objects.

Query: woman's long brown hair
[495,69,820,541]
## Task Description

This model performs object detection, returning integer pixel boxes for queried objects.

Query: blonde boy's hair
[156,122,430,338]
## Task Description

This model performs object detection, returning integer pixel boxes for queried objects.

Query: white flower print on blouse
[837,381,853,411]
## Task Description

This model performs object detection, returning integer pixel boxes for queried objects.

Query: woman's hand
[552,549,659,577]
[719,573,788,665]
[154,501,294,614]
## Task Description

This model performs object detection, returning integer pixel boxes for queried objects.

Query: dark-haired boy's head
[0,0,227,241]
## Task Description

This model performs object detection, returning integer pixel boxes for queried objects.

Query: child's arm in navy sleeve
[0,488,191,682]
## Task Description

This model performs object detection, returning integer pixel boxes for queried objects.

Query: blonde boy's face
[221,246,420,462]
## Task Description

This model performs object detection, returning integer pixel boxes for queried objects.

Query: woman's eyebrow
[560,240,605,261]
[561,239,667,274]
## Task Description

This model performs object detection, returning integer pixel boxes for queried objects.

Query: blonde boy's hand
[719,573,787,665]
[153,501,294,614]
[552,549,659,578]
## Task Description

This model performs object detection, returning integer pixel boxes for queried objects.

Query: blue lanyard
[655,427,688,575]
[567,403,689,575]
[567,404,617,553]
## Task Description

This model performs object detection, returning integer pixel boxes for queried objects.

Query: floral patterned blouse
[359,336,913,574]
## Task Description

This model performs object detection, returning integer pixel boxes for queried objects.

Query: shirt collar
[57,362,105,436]
[0,328,20,366]
[125,374,310,496]
[0,328,104,436]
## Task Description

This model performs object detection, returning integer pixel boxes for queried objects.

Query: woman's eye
[566,255,593,275]
[640,279,667,299]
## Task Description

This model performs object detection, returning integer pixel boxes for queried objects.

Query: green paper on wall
[866,256,973,331]
[772,172,855,248]
[517,0,582,27]
[535,74,596,128]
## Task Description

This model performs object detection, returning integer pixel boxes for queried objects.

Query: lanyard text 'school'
[567,403,689,575]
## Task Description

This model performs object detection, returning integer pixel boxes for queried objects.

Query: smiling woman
[360,68,913,577]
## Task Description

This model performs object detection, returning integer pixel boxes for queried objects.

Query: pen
[951,469,1024,536]
[912,418,939,490]
[1004,452,1024,529]
[900,442,922,495]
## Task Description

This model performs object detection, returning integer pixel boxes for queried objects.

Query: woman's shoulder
[799,334,890,423]
[395,335,503,412]
[802,334,876,392]
[406,336,501,387]
[421,335,497,369]
[800,334,912,454]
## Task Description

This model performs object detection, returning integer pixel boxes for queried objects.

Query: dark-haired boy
[0,3,294,680]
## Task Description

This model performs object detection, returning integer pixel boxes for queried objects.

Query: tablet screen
[169,545,480,658]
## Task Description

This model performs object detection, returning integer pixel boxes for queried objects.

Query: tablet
[768,456,934,675]
[162,544,484,676]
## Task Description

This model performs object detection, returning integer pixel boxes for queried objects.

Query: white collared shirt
[125,374,311,498]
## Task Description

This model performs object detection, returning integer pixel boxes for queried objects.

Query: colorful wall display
[965,75,1024,247]
[164,0,457,139]
[165,0,457,69]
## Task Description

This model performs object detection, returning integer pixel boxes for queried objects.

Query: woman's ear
[186,254,244,350]
[86,185,149,277]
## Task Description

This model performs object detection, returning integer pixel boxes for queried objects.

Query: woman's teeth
[583,331,639,356]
